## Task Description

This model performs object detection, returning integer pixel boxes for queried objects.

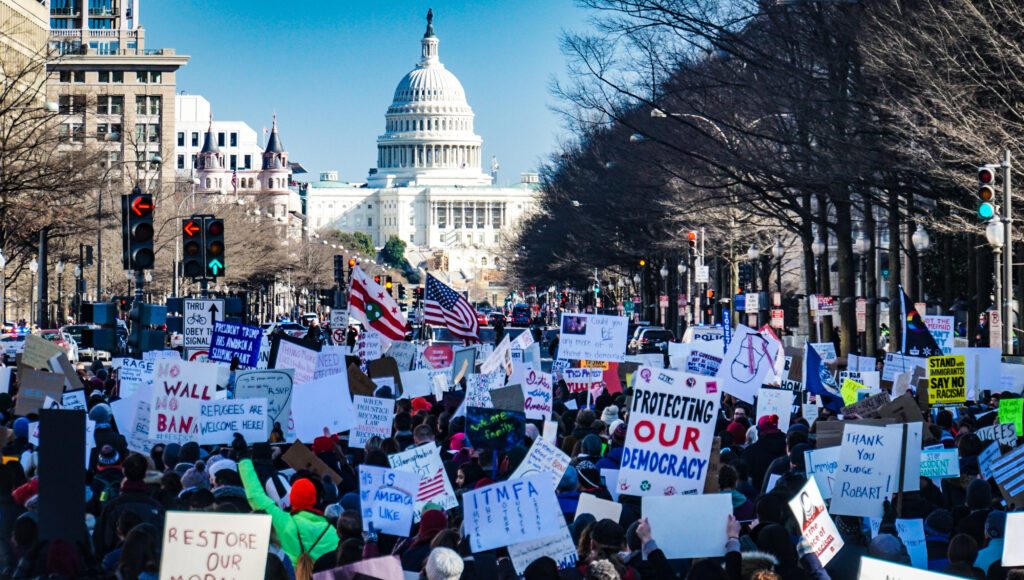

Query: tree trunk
[802,218,818,342]
[888,187,902,352]
[835,200,856,358]
[817,194,833,344]
[864,199,878,358]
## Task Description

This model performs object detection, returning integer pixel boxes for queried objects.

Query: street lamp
[0,251,6,325]
[74,265,81,322]
[56,261,64,326]
[29,258,38,328]
[772,240,785,293]
[747,245,760,325]
[912,224,930,303]
[987,219,1004,321]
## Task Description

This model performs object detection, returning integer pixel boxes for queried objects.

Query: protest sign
[480,334,512,375]
[510,436,570,487]
[311,555,404,580]
[978,441,1001,480]
[15,370,64,416]
[989,445,1024,505]
[355,329,388,363]
[507,518,578,576]
[388,443,458,512]
[789,477,843,566]
[159,511,271,580]
[858,556,950,579]
[490,384,525,413]
[556,313,628,362]
[576,493,622,523]
[149,359,219,445]
[685,347,722,377]
[881,353,927,382]
[867,519,928,569]
[291,374,355,442]
[888,422,922,492]
[208,321,262,367]
[61,390,87,411]
[716,325,780,403]
[357,465,418,537]
[347,365,376,397]
[422,344,454,369]
[757,385,793,432]
[922,316,954,354]
[350,396,394,448]
[367,357,404,395]
[313,345,349,380]
[830,424,902,518]
[48,353,83,392]
[919,449,960,478]
[463,474,563,552]
[271,337,319,385]
[841,392,891,419]
[999,397,1023,436]
[564,368,602,394]
[642,493,730,559]
[197,399,267,445]
[234,369,294,437]
[804,446,840,499]
[927,355,966,405]
[619,367,720,496]
[281,441,341,485]
[877,394,924,424]
[385,341,416,371]
[810,342,837,363]
[465,407,525,451]
[397,368,432,399]
[1000,362,1024,395]
[21,334,64,370]
[840,378,865,407]
[117,358,153,399]
[522,367,552,420]
[464,373,494,409]
[1004,512,1024,566]
[975,423,1016,448]
[452,348,476,382]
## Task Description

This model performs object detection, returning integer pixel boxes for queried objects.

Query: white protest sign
[922,316,954,355]
[234,369,294,438]
[919,449,960,479]
[887,422,922,492]
[564,368,602,394]
[716,325,781,403]
[291,374,355,441]
[858,556,949,579]
[351,396,395,448]
[575,493,622,523]
[149,359,219,445]
[511,329,535,350]
[356,329,388,362]
[1004,512,1024,566]
[642,493,730,559]
[978,441,1001,480]
[556,313,628,362]
[480,334,512,375]
[118,358,154,399]
[197,399,268,445]
[61,390,87,411]
[464,474,563,552]
[159,511,270,580]
[0,367,11,394]
[181,298,224,349]
[388,443,458,513]
[464,373,495,409]
[358,464,419,537]
[398,368,433,399]
[619,367,719,496]
[789,477,843,566]
[386,341,416,371]
[805,446,840,500]
[757,386,793,432]
[273,339,319,385]
[507,518,577,575]
[522,366,553,420]
[313,345,348,380]
[867,518,927,569]
[881,353,927,382]
[810,342,837,363]
[976,423,1016,447]
[830,424,902,518]
[685,347,723,377]
[510,436,571,488]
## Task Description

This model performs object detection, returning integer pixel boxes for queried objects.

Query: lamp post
[986,219,1004,351]
[659,263,669,326]
[811,236,826,342]
[747,244,759,326]
[912,224,930,305]
[854,232,871,353]
[633,272,642,322]
[0,251,6,326]
[55,260,64,326]
[29,258,38,328]
[772,240,785,335]
[677,259,688,333]
[74,265,82,323]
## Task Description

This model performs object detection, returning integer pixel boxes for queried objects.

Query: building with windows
[305,13,539,301]
[45,3,187,191]
[0,0,48,103]
[174,94,263,179]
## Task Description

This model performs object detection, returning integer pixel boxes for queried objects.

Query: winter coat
[238,459,338,567]
[92,481,164,557]
[741,431,787,490]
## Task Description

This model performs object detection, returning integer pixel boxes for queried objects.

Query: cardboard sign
[919,449,960,479]
[290,374,355,442]
[61,389,87,411]
[272,337,319,385]
[998,397,1023,436]
[367,357,403,395]
[1003,512,1024,566]
[805,446,841,499]
[465,407,525,451]
[716,325,781,403]
[281,440,342,485]
[841,391,892,419]
[576,493,622,523]
[350,396,394,448]
[149,360,218,445]
[118,358,154,399]
[789,477,843,566]
[975,423,1016,447]
[21,334,65,370]
[48,353,83,392]
[510,436,570,487]
[642,493,730,559]
[347,364,376,397]
[989,445,1024,505]
[357,465,418,537]
[522,367,552,421]
[619,367,720,496]
[830,424,902,518]
[234,369,294,437]
[556,313,628,362]
[877,394,925,424]
[388,443,458,513]
[160,511,271,580]
[757,385,793,432]
[507,518,578,575]
[463,474,563,552]
[15,370,65,415]
[209,321,262,368]
[927,355,966,405]
[490,384,525,414]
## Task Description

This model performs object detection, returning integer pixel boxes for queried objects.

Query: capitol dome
[368,11,492,188]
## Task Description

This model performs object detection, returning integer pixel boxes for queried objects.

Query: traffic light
[182,218,204,278]
[707,289,715,300]
[398,283,406,300]
[688,231,697,250]
[374,275,382,285]
[84,245,94,267]
[204,217,225,277]
[334,255,345,283]
[978,166,997,221]
[348,258,357,272]
[639,258,646,267]
[593,283,600,294]
[128,302,167,352]
[385,276,394,295]
[123,188,154,270]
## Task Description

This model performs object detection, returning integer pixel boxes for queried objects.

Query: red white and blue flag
[349,266,407,341]
[424,273,480,344]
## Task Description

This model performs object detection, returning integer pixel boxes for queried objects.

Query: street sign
[182,299,225,349]
[330,308,348,328]
[771,309,784,329]
[659,295,669,308]
[185,348,209,362]
[734,294,746,312]
[695,266,710,284]
[745,293,759,313]
[856,299,867,333]
[989,310,1002,347]
[817,295,835,313]
[623,301,634,314]
[332,328,346,344]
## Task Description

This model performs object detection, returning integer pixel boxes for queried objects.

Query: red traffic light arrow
[183,220,199,236]
[132,196,153,216]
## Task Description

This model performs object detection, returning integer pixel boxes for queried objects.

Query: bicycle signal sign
[182,298,224,349]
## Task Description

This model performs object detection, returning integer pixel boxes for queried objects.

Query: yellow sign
[840,378,865,407]
[928,355,966,405]
[581,360,610,370]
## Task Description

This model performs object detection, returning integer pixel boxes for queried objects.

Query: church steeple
[197,115,223,169]
[262,114,288,170]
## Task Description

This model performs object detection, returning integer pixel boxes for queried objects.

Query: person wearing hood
[955,479,993,545]
[561,409,600,456]
[208,458,249,512]
[741,414,788,491]
[718,464,756,522]
[973,510,1005,575]
[556,466,580,524]
[88,403,127,472]
[2,418,31,458]
[944,534,984,579]
[925,509,954,571]
[93,452,164,558]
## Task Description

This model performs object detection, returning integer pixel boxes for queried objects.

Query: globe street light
[912,224,930,303]
[29,258,38,328]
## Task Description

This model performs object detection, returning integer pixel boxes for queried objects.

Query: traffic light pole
[134,270,144,303]
[200,278,209,299]
[1003,150,1014,355]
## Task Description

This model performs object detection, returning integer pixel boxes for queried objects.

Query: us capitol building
[303,11,540,303]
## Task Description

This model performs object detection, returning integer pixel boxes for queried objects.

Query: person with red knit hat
[394,508,448,572]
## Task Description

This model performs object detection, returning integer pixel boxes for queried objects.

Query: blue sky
[143,1,591,184]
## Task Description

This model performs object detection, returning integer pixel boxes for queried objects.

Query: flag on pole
[804,342,843,412]
[231,169,237,194]
[900,285,941,357]
[349,266,407,341]
[424,273,480,344]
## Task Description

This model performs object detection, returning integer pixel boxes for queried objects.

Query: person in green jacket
[238,458,339,572]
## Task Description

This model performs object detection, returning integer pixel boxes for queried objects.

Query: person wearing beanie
[556,466,580,524]
[398,509,448,571]
[180,460,209,491]
[956,480,993,545]
[162,443,181,472]
[524,556,559,580]
[575,519,636,579]
[238,456,338,568]
[424,547,463,580]
[760,430,810,495]
[88,445,124,513]
[2,417,30,457]
[944,534,984,579]
[600,405,619,425]
[868,533,911,565]
[576,460,611,501]
[573,434,604,466]
[741,414,787,490]
[973,510,1006,574]
[411,397,432,415]
[93,453,165,557]
[89,403,128,473]
[926,509,954,571]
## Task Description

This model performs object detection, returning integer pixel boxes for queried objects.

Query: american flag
[424,273,480,344]
[231,169,237,194]
[418,468,447,500]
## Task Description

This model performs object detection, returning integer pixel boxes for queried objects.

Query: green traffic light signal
[979,202,996,221]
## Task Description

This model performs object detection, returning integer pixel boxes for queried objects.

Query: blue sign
[209,321,263,367]
[723,310,732,352]
[733,294,745,312]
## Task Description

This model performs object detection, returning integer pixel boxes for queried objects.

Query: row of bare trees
[510,0,1024,356]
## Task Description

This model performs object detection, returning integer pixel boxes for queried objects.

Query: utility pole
[1003,150,1014,355]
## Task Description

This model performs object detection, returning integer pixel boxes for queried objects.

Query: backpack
[95,477,120,505]
[294,519,331,580]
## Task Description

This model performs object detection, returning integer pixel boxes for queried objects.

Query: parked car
[61,324,110,361]
[511,305,532,326]
[628,326,675,354]
[488,312,507,326]
[0,333,25,364]
[38,329,79,363]
[476,311,489,326]
[261,322,308,339]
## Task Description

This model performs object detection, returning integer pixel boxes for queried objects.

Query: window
[96,95,123,115]
[230,133,237,147]
[150,71,161,83]
[98,71,109,82]
[368,217,373,227]
[481,257,488,266]
[367,204,372,209]
[230,155,237,170]
[177,132,184,147]
[136,71,147,83]
[108,123,122,140]
[191,154,197,168]
[136,95,146,114]
[148,124,160,143]
[58,95,85,114]
[135,124,145,142]
[70,123,83,142]
[149,96,161,115]
[59,70,85,83]
[217,133,225,147]
[243,154,251,169]
[177,155,185,169]
[191,132,199,147]
[96,123,109,140]
[112,71,123,83]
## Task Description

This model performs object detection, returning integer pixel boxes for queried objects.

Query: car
[38,329,79,363]
[488,312,507,326]
[261,322,308,339]
[0,333,25,364]
[476,311,489,326]
[628,326,676,354]
[169,332,184,349]
[511,305,532,326]
[61,324,111,361]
